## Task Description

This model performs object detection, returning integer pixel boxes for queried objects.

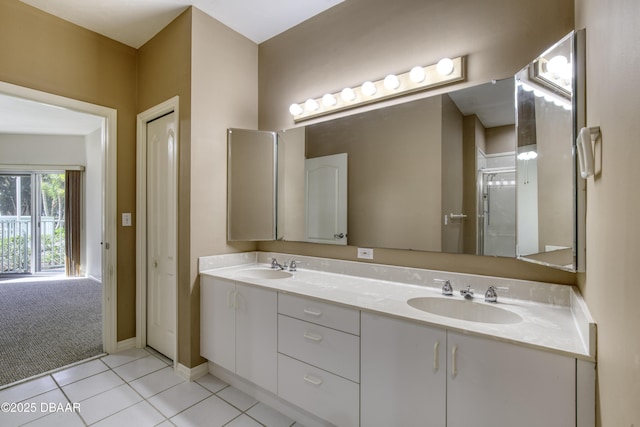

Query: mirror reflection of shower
[477,151,516,257]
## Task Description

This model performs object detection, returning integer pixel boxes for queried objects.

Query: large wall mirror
[230,32,583,272]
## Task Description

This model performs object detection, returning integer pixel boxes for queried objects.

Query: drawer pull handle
[434,340,440,372]
[303,331,323,342]
[303,374,323,386]
[303,308,323,317]
[451,345,458,378]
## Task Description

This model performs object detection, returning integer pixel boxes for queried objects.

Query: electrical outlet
[122,212,132,227]
[357,248,374,259]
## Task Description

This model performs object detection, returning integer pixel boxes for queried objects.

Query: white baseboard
[209,362,331,427]
[115,338,136,353]
[177,361,209,381]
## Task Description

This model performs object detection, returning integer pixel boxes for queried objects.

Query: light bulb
[305,98,319,112]
[322,93,337,107]
[546,55,568,75]
[436,58,454,76]
[361,81,377,96]
[409,66,426,83]
[341,87,356,102]
[383,74,400,90]
[289,103,303,116]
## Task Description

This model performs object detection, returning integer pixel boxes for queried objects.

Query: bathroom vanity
[200,252,595,427]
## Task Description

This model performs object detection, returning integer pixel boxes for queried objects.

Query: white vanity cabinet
[200,276,277,394]
[361,313,577,427]
[277,293,360,427]
[447,331,575,427]
[361,312,447,427]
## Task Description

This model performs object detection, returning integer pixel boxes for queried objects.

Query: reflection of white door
[146,112,177,359]
[304,153,347,245]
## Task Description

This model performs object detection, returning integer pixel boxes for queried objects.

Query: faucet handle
[289,260,300,272]
[485,286,498,303]
[270,258,279,269]
[434,278,453,296]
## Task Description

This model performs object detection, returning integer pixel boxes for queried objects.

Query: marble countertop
[200,253,595,362]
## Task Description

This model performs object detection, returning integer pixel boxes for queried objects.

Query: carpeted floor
[0,277,103,386]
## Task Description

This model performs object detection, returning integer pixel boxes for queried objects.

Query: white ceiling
[20,0,345,47]
[0,93,104,136]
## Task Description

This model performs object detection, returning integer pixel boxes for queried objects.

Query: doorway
[0,80,118,355]
[136,97,179,363]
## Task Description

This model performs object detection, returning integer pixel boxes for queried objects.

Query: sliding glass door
[0,172,65,274]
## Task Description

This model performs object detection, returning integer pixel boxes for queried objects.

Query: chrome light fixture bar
[290,56,466,122]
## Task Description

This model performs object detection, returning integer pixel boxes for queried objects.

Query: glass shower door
[478,168,516,257]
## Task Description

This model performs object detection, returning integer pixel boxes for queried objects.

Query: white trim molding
[0,81,118,355]
[136,96,180,360]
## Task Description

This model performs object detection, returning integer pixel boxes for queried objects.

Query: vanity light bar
[289,56,466,122]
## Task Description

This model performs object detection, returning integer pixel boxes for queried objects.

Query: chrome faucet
[485,285,498,303]
[270,258,284,270]
[434,279,453,296]
[460,285,474,300]
[289,260,300,272]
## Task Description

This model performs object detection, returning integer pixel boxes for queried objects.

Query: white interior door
[146,112,177,360]
[304,153,347,245]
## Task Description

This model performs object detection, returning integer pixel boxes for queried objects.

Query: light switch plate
[357,248,374,259]
[122,212,132,227]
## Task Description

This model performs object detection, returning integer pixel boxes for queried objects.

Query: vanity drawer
[278,315,360,382]
[278,293,360,335]
[278,354,359,427]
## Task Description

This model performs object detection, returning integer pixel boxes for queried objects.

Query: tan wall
[576,0,640,425]
[139,8,258,368]
[441,95,464,253]
[189,8,258,367]
[535,99,573,252]
[258,0,576,284]
[305,96,442,251]
[485,125,516,154]
[0,0,138,339]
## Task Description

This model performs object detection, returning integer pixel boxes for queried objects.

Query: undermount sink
[407,297,522,324]
[237,268,293,280]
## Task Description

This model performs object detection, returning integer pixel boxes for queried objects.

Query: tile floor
[0,348,305,427]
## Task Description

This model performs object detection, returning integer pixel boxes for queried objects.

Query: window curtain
[65,170,81,277]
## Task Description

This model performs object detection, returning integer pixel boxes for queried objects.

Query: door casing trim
[136,96,179,366]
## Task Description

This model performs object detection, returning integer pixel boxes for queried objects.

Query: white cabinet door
[361,312,447,427]
[235,283,277,393]
[201,276,236,372]
[201,277,277,394]
[447,331,575,427]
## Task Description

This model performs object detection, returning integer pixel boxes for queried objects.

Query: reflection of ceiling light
[518,151,538,160]
[289,56,466,121]
[546,55,568,74]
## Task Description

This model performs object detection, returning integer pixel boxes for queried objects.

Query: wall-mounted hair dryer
[577,126,600,179]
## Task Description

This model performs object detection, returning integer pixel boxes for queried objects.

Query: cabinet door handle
[303,308,323,317]
[434,341,440,372]
[303,374,323,386]
[303,331,323,342]
[227,290,234,309]
[451,345,458,378]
